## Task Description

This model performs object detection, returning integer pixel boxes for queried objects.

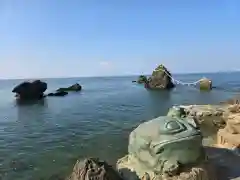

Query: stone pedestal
[117,155,216,180]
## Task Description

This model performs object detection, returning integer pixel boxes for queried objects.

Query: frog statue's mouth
[154,131,202,148]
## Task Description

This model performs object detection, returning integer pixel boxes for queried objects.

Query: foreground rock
[170,104,240,155]
[216,109,240,155]
[145,64,175,90]
[117,115,215,180]
[179,104,227,129]
[57,83,82,92]
[12,80,47,100]
[67,158,123,180]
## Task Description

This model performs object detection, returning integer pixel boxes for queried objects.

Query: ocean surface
[0,72,240,180]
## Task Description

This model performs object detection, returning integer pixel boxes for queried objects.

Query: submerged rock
[56,83,82,92]
[47,91,68,97]
[12,80,47,100]
[137,75,148,84]
[145,64,175,90]
[117,115,215,180]
[67,157,123,180]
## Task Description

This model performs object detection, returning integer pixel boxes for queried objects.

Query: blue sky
[0,0,240,79]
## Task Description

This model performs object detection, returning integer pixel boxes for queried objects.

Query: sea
[0,72,240,180]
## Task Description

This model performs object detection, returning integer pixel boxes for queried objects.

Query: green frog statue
[117,115,211,180]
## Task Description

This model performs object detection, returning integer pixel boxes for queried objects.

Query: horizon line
[0,70,239,81]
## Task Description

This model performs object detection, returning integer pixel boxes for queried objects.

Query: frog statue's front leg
[162,159,180,176]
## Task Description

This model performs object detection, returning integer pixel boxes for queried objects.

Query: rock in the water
[47,91,68,97]
[12,80,47,100]
[145,64,175,90]
[116,116,214,180]
[56,83,82,92]
[199,78,212,91]
[137,75,148,84]
[67,157,123,180]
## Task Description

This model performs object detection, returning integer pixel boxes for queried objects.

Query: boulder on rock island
[67,157,123,180]
[117,115,216,180]
[145,64,175,90]
[56,83,82,92]
[199,77,212,91]
[12,80,47,100]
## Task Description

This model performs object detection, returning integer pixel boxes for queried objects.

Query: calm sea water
[0,72,240,180]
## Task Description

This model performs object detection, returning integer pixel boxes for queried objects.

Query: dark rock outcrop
[12,80,47,100]
[47,91,68,97]
[145,64,175,90]
[56,83,82,92]
[67,158,123,180]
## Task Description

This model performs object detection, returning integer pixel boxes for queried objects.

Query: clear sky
[0,0,240,79]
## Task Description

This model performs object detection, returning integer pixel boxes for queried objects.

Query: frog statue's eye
[166,121,181,130]
[160,120,186,134]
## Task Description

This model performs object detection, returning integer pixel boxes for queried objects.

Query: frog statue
[116,116,212,180]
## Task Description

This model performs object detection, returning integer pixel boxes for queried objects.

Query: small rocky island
[145,64,175,90]
[48,83,82,97]
[12,80,82,100]
[12,80,47,100]
[134,64,213,91]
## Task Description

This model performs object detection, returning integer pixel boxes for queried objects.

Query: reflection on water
[15,98,46,107]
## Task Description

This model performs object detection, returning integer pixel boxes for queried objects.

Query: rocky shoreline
[65,102,240,180]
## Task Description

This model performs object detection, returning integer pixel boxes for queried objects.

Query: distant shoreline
[0,70,240,81]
